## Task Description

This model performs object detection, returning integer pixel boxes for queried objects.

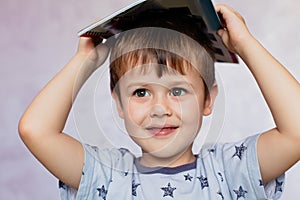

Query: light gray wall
[1,0,299,199]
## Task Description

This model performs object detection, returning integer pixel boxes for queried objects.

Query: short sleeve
[59,144,102,200]
[219,134,285,199]
[59,145,135,200]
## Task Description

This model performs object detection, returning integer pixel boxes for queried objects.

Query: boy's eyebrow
[125,80,194,89]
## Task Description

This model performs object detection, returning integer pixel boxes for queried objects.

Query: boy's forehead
[119,64,202,87]
[122,61,200,77]
[122,64,180,77]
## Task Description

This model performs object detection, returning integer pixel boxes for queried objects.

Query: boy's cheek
[112,98,125,119]
[181,98,202,115]
[126,104,149,126]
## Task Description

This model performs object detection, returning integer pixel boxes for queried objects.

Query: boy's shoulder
[84,144,137,172]
[199,133,259,159]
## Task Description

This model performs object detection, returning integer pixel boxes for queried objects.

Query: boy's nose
[150,96,172,118]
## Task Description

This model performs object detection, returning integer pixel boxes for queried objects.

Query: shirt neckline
[134,156,197,175]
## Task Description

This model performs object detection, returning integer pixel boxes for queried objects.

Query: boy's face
[112,64,217,166]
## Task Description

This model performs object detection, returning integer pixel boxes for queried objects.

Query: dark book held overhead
[78,0,238,63]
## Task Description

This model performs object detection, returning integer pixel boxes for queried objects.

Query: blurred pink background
[1,0,299,199]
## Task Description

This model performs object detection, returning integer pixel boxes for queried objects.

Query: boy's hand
[76,36,109,71]
[215,4,253,54]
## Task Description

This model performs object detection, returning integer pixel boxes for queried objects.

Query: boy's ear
[203,84,218,116]
[111,91,124,119]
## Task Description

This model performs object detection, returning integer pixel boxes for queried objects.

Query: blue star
[217,172,224,182]
[132,180,140,197]
[233,186,247,199]
[123,171,129,176]
[184,173,193,182]
[90,145,98,152]
[232,143,247,160]
[197,175,209,189]
[97,185,108,200]
[58,180,67,190]
[118,148,129,156]
[275,179,283,194]
[161,183,176,198]
[217,191,224,200]
[208,148,215,153]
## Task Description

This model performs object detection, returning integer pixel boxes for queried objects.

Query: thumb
[217,29,225,38]
[94,44,109,67]
[217,29,231,51]
[82,44,109,71]
[86,44,109,65]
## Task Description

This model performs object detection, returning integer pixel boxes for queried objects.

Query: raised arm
[18,37,108,189]
[216,5,300,183]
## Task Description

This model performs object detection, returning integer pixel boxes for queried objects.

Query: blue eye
[133,89,150,97]
[170,88,186,96]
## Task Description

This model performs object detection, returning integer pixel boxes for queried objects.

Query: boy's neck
[139,146,196,168]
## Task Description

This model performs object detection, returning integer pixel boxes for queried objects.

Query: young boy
[19,4,300,200]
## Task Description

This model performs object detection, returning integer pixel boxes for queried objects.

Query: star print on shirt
[184,173,193,182]
[208,148,215,153]
[90,145,98,152]
[233,186,248,199]
[58,180,67,190]
[97,185,108,200]
[217,191,224,200]
[275,179,283,194]
[161,182,176,198]
[118,148,129,156]
[197,175,209,189]
[217,172,224,182]
[259,179,263,186]
[132,180,140,197]
[232,143,247,160]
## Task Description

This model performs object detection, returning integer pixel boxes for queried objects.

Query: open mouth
[146,126,179,137]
